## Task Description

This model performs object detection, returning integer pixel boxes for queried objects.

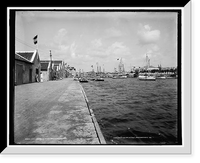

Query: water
[81,78,179,145]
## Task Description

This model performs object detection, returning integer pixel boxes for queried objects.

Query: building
[15,50,41,85]
[52,60,65,79]
[40,61,51,82]
[40,60,65,80]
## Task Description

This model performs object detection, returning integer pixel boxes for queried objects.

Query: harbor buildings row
[15,50,68,85]
[15,50,41,85]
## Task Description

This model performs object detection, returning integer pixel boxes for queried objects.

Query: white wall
[41,71,49,82]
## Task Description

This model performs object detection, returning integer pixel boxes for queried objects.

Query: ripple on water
[81,78,179,145]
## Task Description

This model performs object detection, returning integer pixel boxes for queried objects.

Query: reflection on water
[81,78,179,145]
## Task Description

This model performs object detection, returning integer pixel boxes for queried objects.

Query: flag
[33,35,38,44]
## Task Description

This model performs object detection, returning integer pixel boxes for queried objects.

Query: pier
[14,78,106,144]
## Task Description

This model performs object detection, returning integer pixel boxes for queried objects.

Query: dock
[14,78,106,144]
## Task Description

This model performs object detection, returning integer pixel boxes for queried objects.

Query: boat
[156,75,166,79]
[138,54,156,81]
[112,74,127,79]
[166,74,177,79]
[113,58,128,79]
[88,78,96,81]
[95,77,104,81]
[138,74,156,81]
[79,78,88,83]
[95,75,104,81]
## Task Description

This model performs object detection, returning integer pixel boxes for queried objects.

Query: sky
[15,11,177,72]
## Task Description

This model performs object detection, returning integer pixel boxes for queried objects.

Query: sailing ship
[138,54,156,81]
[94,63,105,81]
[112,58,127,79]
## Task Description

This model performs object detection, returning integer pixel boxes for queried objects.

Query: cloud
[151,44,159,51]
[87,41,130,59]
[105,27,123,38]
[143,44,161,59]
[54,28,68,45]
[50,28,70,57]
[137,24,160,45]
[91,39,102,48]
[87,38,106,58]
[57,44,69,53]
[70,42,77,58]
[107,42,128,55]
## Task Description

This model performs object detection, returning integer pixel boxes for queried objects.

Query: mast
[119,58,123,73]
[96,62,99,74]
[146,53,148,70]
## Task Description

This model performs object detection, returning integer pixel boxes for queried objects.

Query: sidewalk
[14,78,106,144]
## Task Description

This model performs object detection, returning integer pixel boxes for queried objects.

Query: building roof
[41,62,49,71]
[16,50,38,63]
[53,60,63,66]
[40,60,63,65]
[40,60,50,63]
[16,51,34,61]
[15,53,32,63]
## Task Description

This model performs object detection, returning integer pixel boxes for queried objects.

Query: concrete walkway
[14,78,106,144]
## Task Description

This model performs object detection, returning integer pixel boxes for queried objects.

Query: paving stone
[14,78,104,144]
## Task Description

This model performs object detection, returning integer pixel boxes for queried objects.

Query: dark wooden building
[15,50,41,85]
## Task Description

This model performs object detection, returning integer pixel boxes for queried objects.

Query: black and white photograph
[13,9,181,145]
[4,3,192,155]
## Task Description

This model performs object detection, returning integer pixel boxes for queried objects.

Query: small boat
[120,75,127,79]
[95,77,104,81]
[156,76,166,79]
[166,74,177,79]
[138,75,156,81]
[79,78,88,83]
[112,75,127,79]
[88,78,96,81]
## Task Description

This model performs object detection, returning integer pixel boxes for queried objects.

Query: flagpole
[36,35,39,52]
[33,35,38,52]
[36,42,39,52]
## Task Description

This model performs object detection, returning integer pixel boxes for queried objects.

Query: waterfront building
[15,50,41,85]
[40,60,65,80]
[52,60,65,79]
[40,61,51,82]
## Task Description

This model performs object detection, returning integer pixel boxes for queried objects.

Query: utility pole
[50,50,52,62]
[49,50,53,80]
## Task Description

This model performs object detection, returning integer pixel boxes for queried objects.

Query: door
[16,64,23,85]
[29,69,32,82]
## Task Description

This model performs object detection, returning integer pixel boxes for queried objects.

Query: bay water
[81,78,178,145]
